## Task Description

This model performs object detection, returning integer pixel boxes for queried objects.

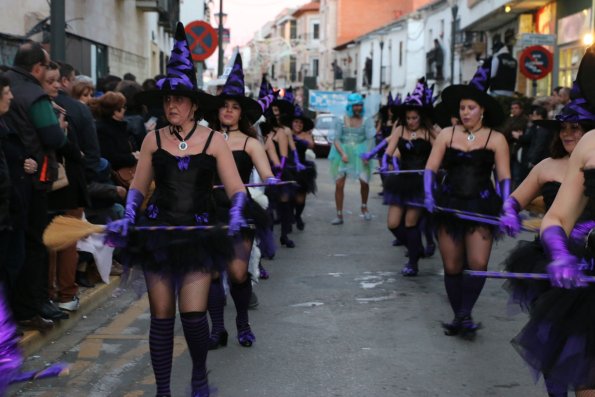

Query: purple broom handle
[213,180,297,189]
[465,270,595,283]
[131,224,256,231]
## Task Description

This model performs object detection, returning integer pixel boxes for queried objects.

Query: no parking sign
[185,20,218,62]
[519,45,553,80]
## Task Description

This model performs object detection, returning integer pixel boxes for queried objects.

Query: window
[290,56,297,81]
[313,23,320,40]
[399,41,403,66]
[290,20,297,40]
[312,58,319,76]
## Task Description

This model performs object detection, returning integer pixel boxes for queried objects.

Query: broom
[43,216,253,251]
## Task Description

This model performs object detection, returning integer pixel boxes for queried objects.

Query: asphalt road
[11,158,547,397]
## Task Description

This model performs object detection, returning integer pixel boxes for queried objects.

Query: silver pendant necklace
[171,122,198,151]
[465,125,482,142]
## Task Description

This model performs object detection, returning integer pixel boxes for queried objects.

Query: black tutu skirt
[124,214,232,276]
[294,161,317,194]
[382,172,423,206]
[434,188,502,239]
[511,277,595,391]
[502,237,551,314]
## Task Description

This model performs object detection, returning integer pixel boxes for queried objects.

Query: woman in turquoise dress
[328,93,376,224]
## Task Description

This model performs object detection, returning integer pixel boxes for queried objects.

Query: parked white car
[312,113,337,158]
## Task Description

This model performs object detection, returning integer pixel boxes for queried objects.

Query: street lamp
[449,0,459,85]
[214,0,227,77]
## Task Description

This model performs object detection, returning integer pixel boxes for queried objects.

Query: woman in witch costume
[281,105,317,230]
[204,54,278,350]
[509,45,595,396]
[105,22,248,397]
[380,79,435,276]
[424,60,510,337]
[328,93,376,224]
[262,105,298,248]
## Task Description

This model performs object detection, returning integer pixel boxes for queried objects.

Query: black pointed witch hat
[214,53,263,124]
[135,22,216,110]
[280,104,314,131]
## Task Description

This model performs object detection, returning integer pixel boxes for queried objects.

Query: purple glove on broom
[541,225,587,289]
[228,191,249,236]
[499,196,522,237]
[292,149,306,172]
[423,169,435,213]
[379,153,391,173]
[105,188,144,247]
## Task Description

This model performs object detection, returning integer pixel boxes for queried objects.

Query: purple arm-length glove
[379,153,390,172]
[274,156,286,179]
[292,149,306,172]
[499,178,511,201]
[361,139,388,161]
[499,196,521,237]
[423,169,435,213]
[228,191,249,236]
[541,225,587,288]
[105,188,144,247]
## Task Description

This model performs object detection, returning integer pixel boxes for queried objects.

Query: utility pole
[217,0,224,77]
[50,0,66,61]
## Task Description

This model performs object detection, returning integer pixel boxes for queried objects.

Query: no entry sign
[519,45,553,80]
[185,20,218,62]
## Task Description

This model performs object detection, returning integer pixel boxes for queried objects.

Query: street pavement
[11,158,547,397]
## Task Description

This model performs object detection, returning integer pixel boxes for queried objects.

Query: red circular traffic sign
[519,45,553,80]
[185,20,218,62]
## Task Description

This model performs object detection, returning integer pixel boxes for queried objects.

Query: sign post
[519,45,553,96]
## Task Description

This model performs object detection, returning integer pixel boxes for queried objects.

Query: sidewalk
[18,276,121,356]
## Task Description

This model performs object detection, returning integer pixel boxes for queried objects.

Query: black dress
[292,137,317,194]
[434,128,501,238]
[212,137,273,258]
[383,126,431,206]
[502,181,560,313]
[511,168,595,391]
[126,130,231,275]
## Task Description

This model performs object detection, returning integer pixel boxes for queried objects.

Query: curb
[18,276,121,356]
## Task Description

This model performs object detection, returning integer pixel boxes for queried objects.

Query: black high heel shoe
[208,330,228,350]
[441,317,463,336]
[459,316,482,339]
[280,235,295,248]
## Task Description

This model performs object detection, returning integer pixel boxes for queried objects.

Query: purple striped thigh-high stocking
[180,311,210,396]
[149,317,175,397]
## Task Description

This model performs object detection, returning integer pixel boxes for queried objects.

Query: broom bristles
[43,216,105,251]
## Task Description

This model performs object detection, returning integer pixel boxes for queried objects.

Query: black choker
[170,122,198,151]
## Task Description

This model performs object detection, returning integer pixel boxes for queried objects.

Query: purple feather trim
[0,286,22,395]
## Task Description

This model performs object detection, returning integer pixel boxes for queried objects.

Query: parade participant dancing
[282,105,317,230]
[381,79,435,276]
[262,110,296,247]
[106,23,248,397]
[329,93,376,224]
[424,61,510,337]
[499,86,589,313]
[205,54,278,349]
[511,45,595,396]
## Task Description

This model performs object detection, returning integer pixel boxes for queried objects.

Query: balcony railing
[455,30,486,50]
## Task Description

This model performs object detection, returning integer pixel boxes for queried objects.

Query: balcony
[136,0,167,12]
[455,30,486,55]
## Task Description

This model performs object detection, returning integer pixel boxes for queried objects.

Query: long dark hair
[549,121,595,159]
[210,100,258,139]
[398,108,434,135]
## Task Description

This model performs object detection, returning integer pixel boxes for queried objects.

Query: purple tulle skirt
[382,173,424,206]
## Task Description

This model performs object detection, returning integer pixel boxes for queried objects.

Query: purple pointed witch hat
[281,103,314,131]
[135,22,216,110]
[441,59,506,127]
[257,88,279,114]
[393,77,434,120]
[387,92,394,106]
[534,80,595,131]
[272,86,295,116]
[214,53,263,124]
[258,74,271,99]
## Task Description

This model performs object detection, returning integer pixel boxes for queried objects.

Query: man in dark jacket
[4,41,69,325]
